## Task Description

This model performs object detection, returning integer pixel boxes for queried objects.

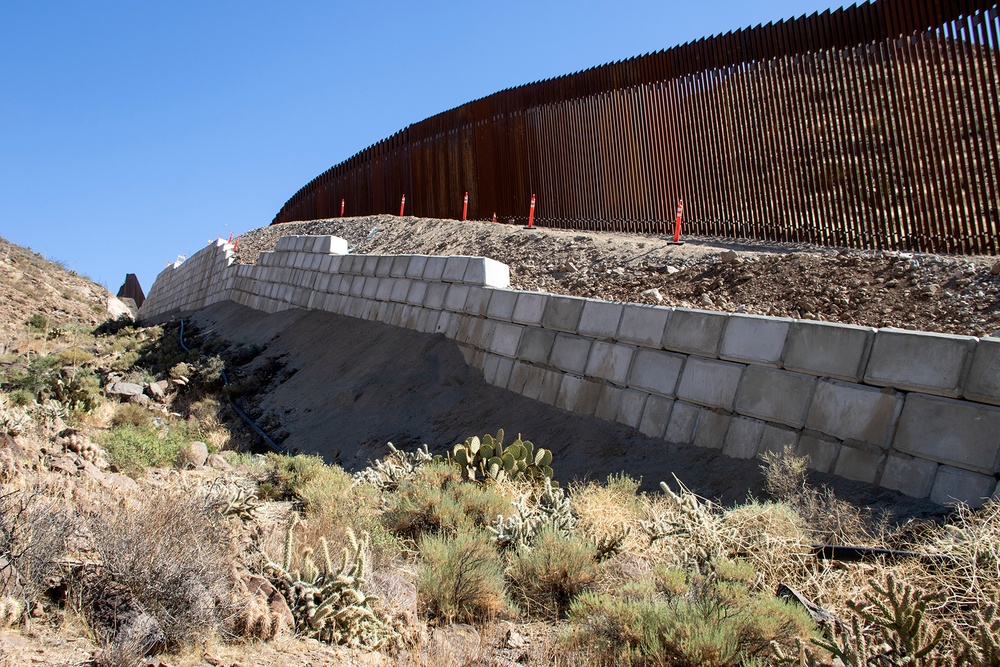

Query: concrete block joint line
[140,234,1000,508]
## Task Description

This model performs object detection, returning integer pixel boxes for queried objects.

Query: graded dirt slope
[236,215,1000,337]
[191,300,940,520]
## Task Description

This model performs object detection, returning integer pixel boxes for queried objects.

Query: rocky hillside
[0,236,128,348]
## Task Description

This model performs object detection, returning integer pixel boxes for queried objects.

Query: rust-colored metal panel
[269,0,999,256]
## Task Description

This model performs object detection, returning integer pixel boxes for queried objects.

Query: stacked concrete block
[617,304,671,347]
[549,334,592,375]
[892,393,1000,473]
[142,233,1000,507]
[804,380,899,446]
[627,349,685,397]
[542,295,586,333]
[578,300,624,340]
[964,338,1000,406]
[638,395,674,438]
[662,308,727,357]
[864,329,977,397]
[676,357,744,409]
[833,445,884,484]
[585,341,635,386]
[735,367,815,428]
[723,417,765,459]
[719,314,791,366]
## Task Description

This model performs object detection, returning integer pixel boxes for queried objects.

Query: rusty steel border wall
[273,0,1000,255]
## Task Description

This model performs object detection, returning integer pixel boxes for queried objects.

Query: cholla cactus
[353,442,431,491]
[450,429,556,486]
[490,478,575,551]
[265,515,398,650]
[201,478,261,521]
[0,597,23,629]
[641,477,732,569]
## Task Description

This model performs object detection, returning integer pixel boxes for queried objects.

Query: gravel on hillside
[234,215,1000,337]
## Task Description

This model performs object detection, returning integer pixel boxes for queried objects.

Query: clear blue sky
[1,1,846,295]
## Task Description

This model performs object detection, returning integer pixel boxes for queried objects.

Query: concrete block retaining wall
[140,235,1000,507]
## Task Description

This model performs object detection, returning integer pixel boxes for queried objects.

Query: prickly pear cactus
[450,429,556,486]
[265,515,399,649]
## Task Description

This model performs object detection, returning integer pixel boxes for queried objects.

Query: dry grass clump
[720,499,813,588]
[83,488,241,649]
[759,445,880,544]
[898,500,1000,634]
[0,480,76,603]
[571,473,645,554]
[109,403,152,428]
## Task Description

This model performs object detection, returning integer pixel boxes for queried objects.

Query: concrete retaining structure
[140,235,1000,507]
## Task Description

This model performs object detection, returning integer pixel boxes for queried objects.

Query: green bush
[507,527,597,619]
[564,560,814,667]
[384,462,509,540]
[6,389,34,408]
[417,529,507,623]
[56,347,94,367]
[95,423,192,476]
[26,313,47,332]
[255,453,331,503]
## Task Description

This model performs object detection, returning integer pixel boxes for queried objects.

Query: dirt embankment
[235,215,1000,338]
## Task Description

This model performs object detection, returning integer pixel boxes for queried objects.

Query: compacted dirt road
[235,215,1000,337]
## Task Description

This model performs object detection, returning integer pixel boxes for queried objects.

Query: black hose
[179,319,286,455]
[812,544,958,566]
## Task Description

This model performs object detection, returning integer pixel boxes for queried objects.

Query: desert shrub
[507,527,597,619]
[110,403,152,429]
[759,445,875,543]
[83,489,240,649]
[760,443,809,501]
[198,355,226,387]
[94,423,191,475]
[417,529,506,623]
[384,462,509,540]
[0,484,75,602]
[255,453,330,502]
[6,390,34,408]
[26,314,47,333]
[56,347,94,367]
[5,354,60,397]
[93,314,135,337]
[565,568,815,667]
